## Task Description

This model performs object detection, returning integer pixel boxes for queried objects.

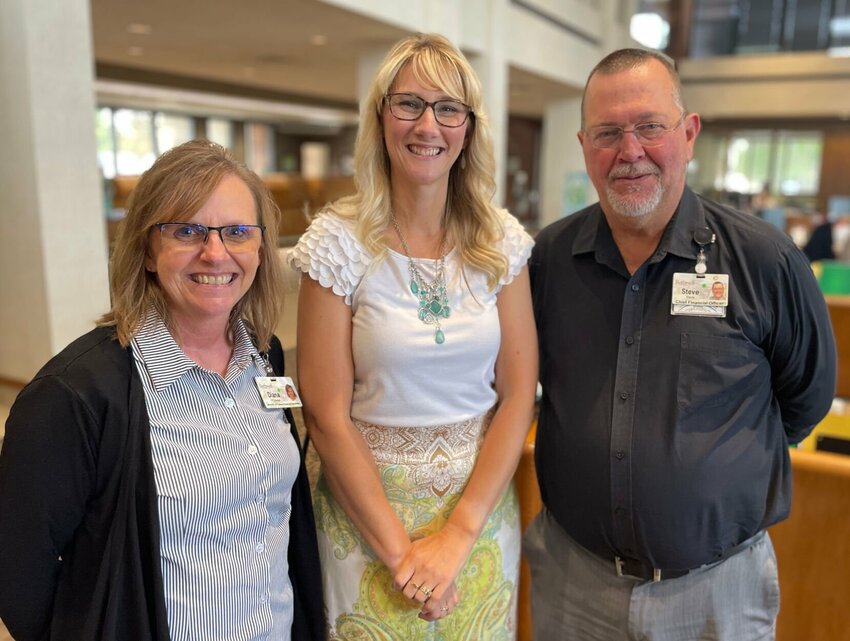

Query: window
[113,109,156,176]
[773,132,822,196]
[691,0,842,57]
[724,131,771,194]
[207,118,233,148]
[96,107,117,179]
[154,113,194,155]
[690,129,823,199]
[95,109,239,176]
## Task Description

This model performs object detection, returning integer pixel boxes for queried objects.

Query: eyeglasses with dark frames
[585,112,687,149]
[155,223,265,252]
[384,93,473,128]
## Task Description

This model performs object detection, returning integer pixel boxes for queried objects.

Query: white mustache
[608,163,660,179]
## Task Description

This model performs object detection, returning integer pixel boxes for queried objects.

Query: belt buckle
[614,556,663,582]
[615,556,625,577]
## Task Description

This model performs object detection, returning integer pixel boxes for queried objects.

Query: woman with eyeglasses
[0,140,323,641]
[290,33,537,639]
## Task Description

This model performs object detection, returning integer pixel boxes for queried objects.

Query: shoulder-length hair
[328,32,507,289]
[98,140,283,350]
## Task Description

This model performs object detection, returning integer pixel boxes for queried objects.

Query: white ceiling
[90,0,578,122]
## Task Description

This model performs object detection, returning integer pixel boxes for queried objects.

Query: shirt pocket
[677,332,764,414]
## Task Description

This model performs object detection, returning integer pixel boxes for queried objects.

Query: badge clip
[692,228,715,276]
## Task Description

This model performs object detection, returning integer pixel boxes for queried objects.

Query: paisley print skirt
[313,410,520,641]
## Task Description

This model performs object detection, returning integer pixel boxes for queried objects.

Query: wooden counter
[514,439,850,641]
[826,295,850,399]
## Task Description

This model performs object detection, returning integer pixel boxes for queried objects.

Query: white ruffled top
[289,209,534,427]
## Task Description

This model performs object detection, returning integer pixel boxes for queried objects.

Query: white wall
[505,1,601,88]
[0,0,109,382]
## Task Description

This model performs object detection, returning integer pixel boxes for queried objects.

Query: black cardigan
[0,326,324,641]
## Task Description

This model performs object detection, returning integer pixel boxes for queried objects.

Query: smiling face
[711,281,725,299]
[578,59,700,227]
[145,174,261,334]
[381,64,468,193]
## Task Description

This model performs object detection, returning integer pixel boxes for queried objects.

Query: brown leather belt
[613,531,764,582]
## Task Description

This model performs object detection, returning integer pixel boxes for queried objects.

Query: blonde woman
[290,33,537,639]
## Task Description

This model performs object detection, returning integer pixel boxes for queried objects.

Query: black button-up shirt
[530,187,836,571]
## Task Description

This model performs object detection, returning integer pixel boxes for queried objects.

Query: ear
[464,116,475,147]
[684,112,701,159]
[577,130,585,147]
[144,253,156,273]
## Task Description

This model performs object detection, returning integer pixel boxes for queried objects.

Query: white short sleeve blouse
[289,210,533,427]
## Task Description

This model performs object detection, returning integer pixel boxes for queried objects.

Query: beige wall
[681,52,850,120]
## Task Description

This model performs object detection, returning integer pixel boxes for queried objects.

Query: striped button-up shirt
[132,310,300,641]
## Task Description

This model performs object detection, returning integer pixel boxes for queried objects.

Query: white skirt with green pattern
[314,410,520,641]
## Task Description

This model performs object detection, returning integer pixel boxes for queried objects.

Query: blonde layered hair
[98,140,283,350]
[328,33,508,289]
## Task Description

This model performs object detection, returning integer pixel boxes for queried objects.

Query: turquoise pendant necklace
[391,214,451,344]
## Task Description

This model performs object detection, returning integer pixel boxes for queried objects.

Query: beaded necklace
[390,214,451,344]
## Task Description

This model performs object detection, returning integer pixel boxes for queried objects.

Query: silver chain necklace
[390,214,451,344]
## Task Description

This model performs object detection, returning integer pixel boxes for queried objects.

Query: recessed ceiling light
[128,46,144,57]
[127,23,152,36]
[310,34,328,46]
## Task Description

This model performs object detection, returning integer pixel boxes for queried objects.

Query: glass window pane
[724,131,771,194]
[207,118,233,149]
[689,130,727,193]
[95,107,117,179]
[154,112,195,154]
[113,108,156,175]
[773,131,822,196]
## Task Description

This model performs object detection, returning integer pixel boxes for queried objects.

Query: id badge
[670,273,729,317]
[255,375,302,409]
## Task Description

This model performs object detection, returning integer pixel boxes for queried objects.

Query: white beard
[605,180,664,218]
[605,162,664,219]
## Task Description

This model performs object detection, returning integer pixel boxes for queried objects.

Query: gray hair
[581,48,685,129]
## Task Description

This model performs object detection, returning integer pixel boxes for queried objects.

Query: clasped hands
[391,523,475,621]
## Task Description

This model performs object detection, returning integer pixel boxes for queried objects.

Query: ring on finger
[419,585,433,598]
[411,581,421,591]
[440,605,449,613]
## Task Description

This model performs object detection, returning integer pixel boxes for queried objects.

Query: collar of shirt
[571,186,709,269]
[132,308,264,392]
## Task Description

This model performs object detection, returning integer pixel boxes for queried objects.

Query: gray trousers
[523,508,779,641]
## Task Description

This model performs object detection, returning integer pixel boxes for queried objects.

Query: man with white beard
[525,48,836,641]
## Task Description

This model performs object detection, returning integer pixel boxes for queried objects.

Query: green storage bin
[818,261,850,295]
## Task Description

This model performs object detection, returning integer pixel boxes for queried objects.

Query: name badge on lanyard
[671,273,729,317]
[670,227,730,317]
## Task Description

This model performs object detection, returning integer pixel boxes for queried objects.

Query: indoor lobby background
[2,1,850,640]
